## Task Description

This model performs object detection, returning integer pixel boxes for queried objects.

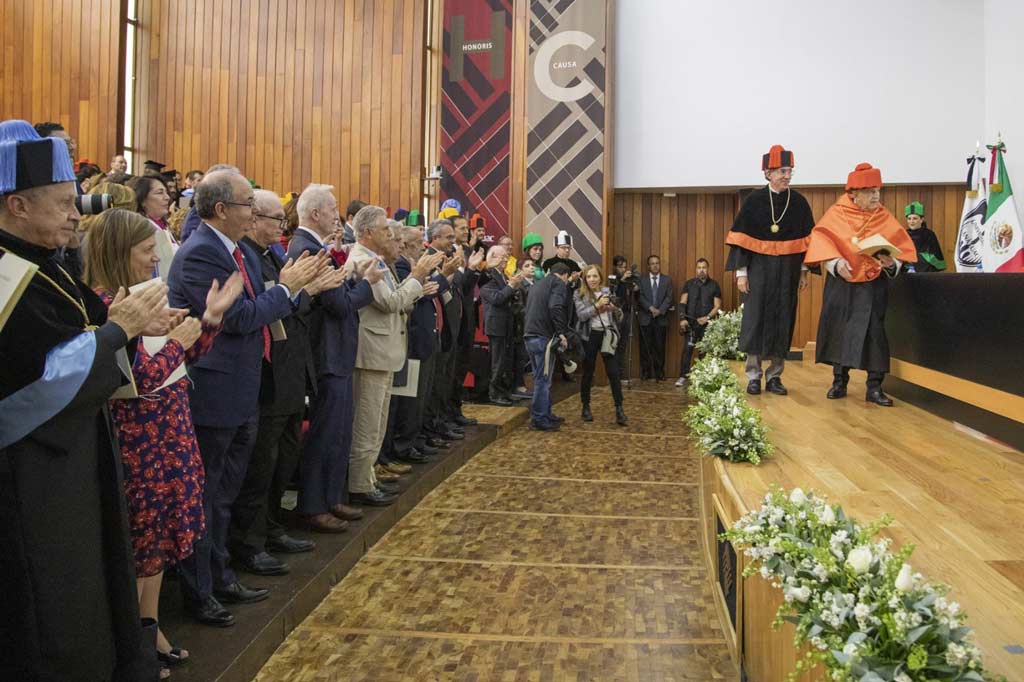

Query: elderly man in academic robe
[725,145,814,396]
[804,163,917,406]
[0,120,167,682]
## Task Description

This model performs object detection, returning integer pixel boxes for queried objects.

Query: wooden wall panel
[0,0,122,168]
[608,184,964,379]
[132,0,427,209]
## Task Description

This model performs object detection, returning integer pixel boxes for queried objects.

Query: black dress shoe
[490,396,513,407]
[765,377,789,395]
[550,413,565,424]
[446,424,465,435]
[454,414,478,426]
[529,421,560,432]
[827,384,847,399]
[746,380,762,395]
[865,390,894,407]
[396,449,432,463]
[213,582,270,604]
[236,551,289,576]
[184,596,235,627]
[350,489,397,507]
[581,405,593,422]
[439,430,464,441]
[267,534,316,554]
[415,442,440,456]
[376,480,401,494]
[615,405,628,426]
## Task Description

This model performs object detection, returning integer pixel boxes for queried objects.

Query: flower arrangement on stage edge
[685,385,772,465]
[687,355,740,401]
[697,305,745,360]
[723,486,1006,682]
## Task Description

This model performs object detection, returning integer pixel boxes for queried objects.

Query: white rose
[789,488,807,506]
[846,546,872,574]
[895,674,912,682]
[818,505,836,526]
[895,563,915,593]
[790,585,811,603]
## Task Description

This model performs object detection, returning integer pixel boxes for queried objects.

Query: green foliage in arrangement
[724,487,1007,682]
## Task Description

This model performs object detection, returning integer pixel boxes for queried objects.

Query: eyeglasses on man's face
[254,213,287,229]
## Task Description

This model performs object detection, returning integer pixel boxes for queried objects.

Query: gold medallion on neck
[770,224,780,234]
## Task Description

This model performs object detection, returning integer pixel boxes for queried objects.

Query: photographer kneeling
[523,262,573,431]
[575,265,628,426]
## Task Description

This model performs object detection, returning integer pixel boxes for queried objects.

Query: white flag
[954,153,987,272]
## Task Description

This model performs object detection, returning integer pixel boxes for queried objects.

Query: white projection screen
[613,0,985,189]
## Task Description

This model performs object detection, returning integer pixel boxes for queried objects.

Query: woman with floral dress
[84,209,243,676]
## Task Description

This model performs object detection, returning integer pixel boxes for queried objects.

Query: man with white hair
[346,206,442,506]
[287,185,383,528]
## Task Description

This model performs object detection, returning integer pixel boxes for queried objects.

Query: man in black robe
[0,119,166,681]
[725,145,814,396]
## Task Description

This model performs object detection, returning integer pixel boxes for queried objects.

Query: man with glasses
[168,170,324,627]
[725,145,814,396]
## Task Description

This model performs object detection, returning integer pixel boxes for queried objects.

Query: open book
[0,251,38,333]
[856,234,903,261]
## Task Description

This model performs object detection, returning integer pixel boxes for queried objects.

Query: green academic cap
[904,201,924,217]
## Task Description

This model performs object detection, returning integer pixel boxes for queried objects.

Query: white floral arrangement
[684,385,772,465]
[697,305,745,360]
[687,355,740,401]
[724,487,1006,682]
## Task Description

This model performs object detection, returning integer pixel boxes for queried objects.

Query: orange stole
[724,231,810,256]
[804,195,917,282]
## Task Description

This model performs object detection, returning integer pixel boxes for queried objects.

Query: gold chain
[0,245,96,330]
[767,187,791,233]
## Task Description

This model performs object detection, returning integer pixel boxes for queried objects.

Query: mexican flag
[954,153,987,272]
[980,141,1024,272]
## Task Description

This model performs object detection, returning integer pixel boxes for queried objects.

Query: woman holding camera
[574,265,628,426]
[85,209,243,676]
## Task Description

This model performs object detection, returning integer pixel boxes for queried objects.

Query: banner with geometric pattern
[526,0,607,265]
[441,0,513,240]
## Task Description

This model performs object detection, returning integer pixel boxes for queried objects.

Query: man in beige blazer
[345,206,442,505]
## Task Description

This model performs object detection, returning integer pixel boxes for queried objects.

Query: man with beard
[804,163,917,406]
[675,257,722,386]
[725,145,814,396]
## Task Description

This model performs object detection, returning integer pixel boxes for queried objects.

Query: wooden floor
[722,360,1024,681]
[254,383,738,681]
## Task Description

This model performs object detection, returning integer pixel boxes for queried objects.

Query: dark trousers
[638,322,667,379]
[228,411,302,560]
[448,321,474,415]
[297,375,353,515]
[488,334,512,398]
[180,417,258,602]
[426,349,454,432]
[680,323,707,377]
[392,352,436,455]
[512,337,527,388]
[581,330,624,407]
[378,396,399,464]
[833,365,886,391]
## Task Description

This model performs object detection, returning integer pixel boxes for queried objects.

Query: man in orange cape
[805,163,917,406]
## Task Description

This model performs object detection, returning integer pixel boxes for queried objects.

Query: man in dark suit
[637,254,674,381]
[447,215,485,424]
[228,190,330,576]
[167,170,323,627]
[385,225,455,462]
[480,245,526,406]
[287,185,381,526]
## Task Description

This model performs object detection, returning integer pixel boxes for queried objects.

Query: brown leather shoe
[381,461,412,474]
[330,503,365,521]
[302,513,349,533]
[374,464,401,481]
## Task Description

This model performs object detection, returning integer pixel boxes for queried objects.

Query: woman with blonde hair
[574,264,627,426]
[85,208,243,676]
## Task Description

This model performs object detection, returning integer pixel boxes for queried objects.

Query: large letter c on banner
[534,30,595,102]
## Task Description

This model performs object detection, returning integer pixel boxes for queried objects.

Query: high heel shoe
[157,647,189,667]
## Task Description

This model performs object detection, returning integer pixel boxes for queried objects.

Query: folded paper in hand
[0,251,38,333]
[856,234,903,261]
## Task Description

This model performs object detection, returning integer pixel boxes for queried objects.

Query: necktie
[233,246,272,363]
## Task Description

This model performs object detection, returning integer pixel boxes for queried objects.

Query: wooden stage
[703,359,1024,681]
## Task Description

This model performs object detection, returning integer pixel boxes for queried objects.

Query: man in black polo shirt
[675,257,722,386]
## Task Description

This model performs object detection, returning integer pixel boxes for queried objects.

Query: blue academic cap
[0,119,76,195]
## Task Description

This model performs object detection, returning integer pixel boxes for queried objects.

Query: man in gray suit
[345,206,442,506]
[636,254,673,381]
